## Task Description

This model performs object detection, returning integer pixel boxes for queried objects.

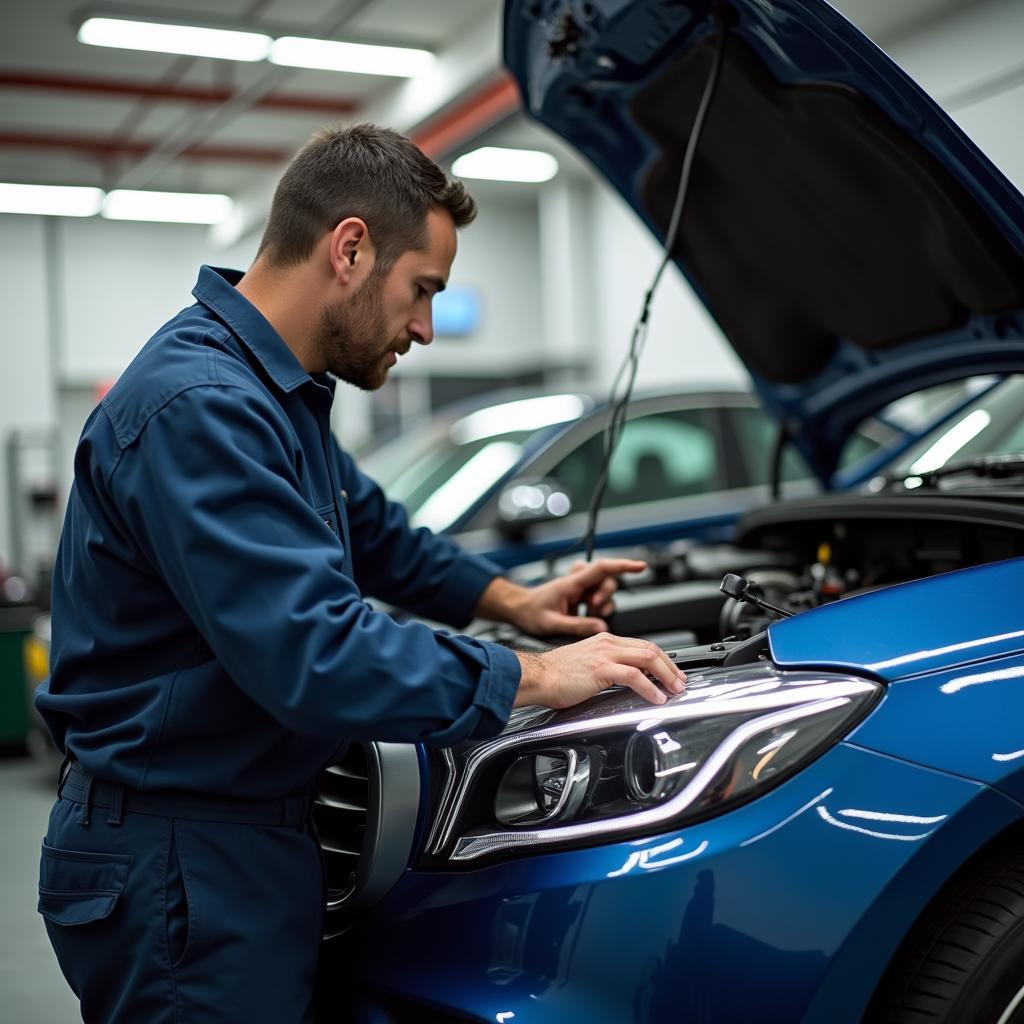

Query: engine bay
[478,491,1024,664]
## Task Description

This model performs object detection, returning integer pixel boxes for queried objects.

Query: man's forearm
[473,574,531,627]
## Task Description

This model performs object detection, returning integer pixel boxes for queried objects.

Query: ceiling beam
[0,131,291,164]
[0,71,360,116]
[412,73,520,159]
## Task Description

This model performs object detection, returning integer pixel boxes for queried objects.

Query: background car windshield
[381,429,535,530]
[888,375,1024,477]
[362,394,588,531]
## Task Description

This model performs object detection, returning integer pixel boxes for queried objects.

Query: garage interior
[1,0,1023,1019]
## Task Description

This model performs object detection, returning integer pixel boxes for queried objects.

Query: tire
[872,843,1024,1024]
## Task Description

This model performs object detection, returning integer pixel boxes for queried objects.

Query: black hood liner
[636,36,1024,384]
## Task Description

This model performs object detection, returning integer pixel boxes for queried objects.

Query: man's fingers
[610,644,686,692]
[551,614,608,637]
[594,557,647,572]
[586,594,616,618]
[566,558,646,590]
[605,665,667,705]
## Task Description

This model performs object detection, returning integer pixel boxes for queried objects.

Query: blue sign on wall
[432,286,481,337]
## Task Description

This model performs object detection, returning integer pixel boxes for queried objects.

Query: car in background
[361,385,818,566]
[312,2,1024,1022]
[360,384,949,568]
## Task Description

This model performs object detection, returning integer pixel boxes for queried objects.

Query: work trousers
[37,767,326,1023]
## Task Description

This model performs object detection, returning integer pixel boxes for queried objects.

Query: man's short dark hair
[257,123,476,272]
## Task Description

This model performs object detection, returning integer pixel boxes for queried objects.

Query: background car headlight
[424,664,881,865]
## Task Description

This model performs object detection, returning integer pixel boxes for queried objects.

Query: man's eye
[417,285,429,300]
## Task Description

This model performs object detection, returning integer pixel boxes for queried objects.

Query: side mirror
[496,478,573,541]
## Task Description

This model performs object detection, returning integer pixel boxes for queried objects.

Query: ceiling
[0,0,495,195]
[0,0,982,200]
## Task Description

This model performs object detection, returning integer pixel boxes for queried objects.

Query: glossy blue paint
[503,0,1024,482]
[849,652,1024,805]
[769,557,1024,682]
[327,743,1022,1023]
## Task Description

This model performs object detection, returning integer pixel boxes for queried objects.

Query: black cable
[577,9,730,564]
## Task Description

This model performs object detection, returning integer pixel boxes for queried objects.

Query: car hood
[503,0,1024,482]
[768,557,1024,682]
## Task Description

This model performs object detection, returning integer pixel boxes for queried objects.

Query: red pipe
[0,131,291,164]
[0,71,360,115]
[412,73,522,159]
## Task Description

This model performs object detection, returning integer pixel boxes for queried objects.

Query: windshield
[360,394,588,532]
[886,375,1024,480]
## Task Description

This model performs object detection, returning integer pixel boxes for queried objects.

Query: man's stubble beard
[315,268,395,391]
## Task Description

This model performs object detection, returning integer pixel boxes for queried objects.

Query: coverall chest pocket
[316,496,353,577]
[37,841,131,926]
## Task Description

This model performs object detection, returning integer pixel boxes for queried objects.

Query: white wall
[55,218,250,382]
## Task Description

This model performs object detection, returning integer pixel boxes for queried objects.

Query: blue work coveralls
[35,265,522,1023]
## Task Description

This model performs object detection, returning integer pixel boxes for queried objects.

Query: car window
[838,376,1000,473]
[890,375,1024,475]
[548,408,723,511]
[727,406,811,484]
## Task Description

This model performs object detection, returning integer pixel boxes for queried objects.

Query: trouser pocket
[37,839,132,1003]
[165,821,191,969]
[37,840,131,926]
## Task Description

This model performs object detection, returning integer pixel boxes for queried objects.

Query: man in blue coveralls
[35,124,687,1023]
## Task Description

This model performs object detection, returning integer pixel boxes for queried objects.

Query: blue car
[314,2,1024,1021]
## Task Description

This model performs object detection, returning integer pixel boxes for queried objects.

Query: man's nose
[409,314,434,346]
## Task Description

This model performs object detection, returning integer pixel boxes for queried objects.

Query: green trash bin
[0,605,40,749]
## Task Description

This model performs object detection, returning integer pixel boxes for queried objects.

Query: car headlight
[424,664,881,865]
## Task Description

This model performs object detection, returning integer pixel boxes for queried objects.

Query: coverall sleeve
[332,439,505,627]
[107,382,521,744]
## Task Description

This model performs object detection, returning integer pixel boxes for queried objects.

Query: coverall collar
[192,265,313,394]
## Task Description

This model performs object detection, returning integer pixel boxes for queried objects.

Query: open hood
[503,0,1024,482]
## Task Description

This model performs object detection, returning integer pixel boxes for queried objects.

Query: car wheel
[874,843,1024,1023]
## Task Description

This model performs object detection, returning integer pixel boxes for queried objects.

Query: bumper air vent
[314,742,420,938]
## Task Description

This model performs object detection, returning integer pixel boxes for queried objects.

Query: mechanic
[35,123,687,1023]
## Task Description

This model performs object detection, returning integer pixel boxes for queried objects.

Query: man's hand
[475,558,647,637]
[514,633,686,709]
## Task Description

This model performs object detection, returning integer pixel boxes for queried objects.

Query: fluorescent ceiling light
[103,190,234,224]
[269,36,433,77]
[78,17,271,61]
[452,147,559,183]
[0,183,103,217]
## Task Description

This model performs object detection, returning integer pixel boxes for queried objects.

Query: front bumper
[321,741,1022,1024]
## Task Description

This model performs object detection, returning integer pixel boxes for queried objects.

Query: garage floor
[1,755,81,1022]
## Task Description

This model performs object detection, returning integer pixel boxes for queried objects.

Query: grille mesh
[314,744,369,906]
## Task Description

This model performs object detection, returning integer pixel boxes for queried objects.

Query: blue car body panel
[503,0,1024,482]
[769,557,1024,684]
[331,743,1022,1023]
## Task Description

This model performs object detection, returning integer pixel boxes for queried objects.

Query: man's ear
[329,217,372,285]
